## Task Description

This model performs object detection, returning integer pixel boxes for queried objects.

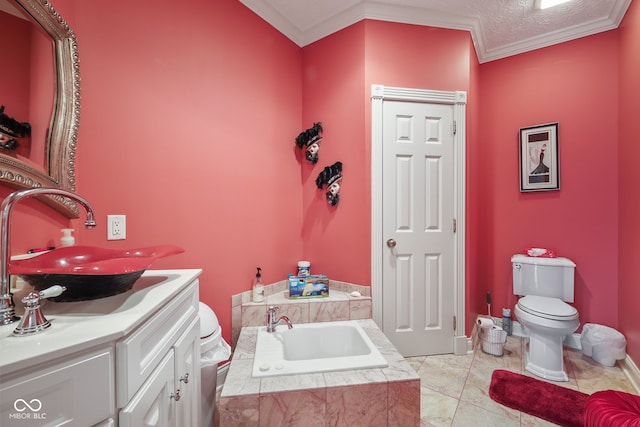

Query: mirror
[0,0,80,217]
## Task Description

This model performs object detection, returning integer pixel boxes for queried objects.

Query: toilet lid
[518,295,578,320]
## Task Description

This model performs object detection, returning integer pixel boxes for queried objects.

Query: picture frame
[519,123,559,192]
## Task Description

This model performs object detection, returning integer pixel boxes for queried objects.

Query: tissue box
[288,275,329,299]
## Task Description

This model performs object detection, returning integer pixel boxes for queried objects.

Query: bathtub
[252,320,389,377]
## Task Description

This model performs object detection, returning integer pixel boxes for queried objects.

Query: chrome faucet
[266,306,293,333]
[13,284,67,336]
[0,188,97,325]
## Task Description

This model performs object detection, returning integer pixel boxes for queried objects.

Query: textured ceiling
[239,0,631,63]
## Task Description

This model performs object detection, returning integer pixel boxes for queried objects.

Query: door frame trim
[371,84,468,355]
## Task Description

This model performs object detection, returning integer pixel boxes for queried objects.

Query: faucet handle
[267,306,280,318]
[267,306,279,320]
[38,285,66,300]
[22,285,66,306]
[13,285,66,336]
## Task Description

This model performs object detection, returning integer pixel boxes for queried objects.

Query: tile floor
[407,336,637,427]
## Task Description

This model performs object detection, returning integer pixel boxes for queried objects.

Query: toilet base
[524,334,569,382]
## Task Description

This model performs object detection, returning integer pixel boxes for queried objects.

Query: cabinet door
[119,351,176,427]
[116,281,198,407]
[0,348,114,427]
[174,317,201,427]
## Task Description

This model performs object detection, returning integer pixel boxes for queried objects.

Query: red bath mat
[489,369,589,427]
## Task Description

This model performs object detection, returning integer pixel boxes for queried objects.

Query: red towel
[585,390,640,427]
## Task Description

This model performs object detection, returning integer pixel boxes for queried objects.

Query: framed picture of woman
[519,123,559,192]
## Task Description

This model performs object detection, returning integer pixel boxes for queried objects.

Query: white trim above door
[371,84,468,355]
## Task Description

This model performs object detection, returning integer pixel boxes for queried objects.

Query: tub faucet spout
[1,188,97,325]
[266,306,293,332]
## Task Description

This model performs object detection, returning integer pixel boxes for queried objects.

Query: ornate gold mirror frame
[0,0,80,217]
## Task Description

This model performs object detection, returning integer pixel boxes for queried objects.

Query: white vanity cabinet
[119,350,176,426]
[119,318,201,427]
[0,269,202,427]
[118,290,201,427]
[173,316,201,427]
[0,347,115,426]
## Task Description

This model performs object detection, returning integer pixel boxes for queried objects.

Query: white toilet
[512,254,579,382]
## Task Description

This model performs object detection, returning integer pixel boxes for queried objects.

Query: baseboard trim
[455,335,470,355]
[619,354,640,394]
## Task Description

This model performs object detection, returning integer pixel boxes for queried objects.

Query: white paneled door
[381,100,456,357]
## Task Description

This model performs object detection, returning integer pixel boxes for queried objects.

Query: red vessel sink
[10,245,184,302]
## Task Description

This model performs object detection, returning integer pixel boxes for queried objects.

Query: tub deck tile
[218,394,260,426]
[324,367,388,387]
[309,299,350,322]
[232,327,258,359]
[388,379,421,426]
[221,359,261,397]
[327,382,388,426]
[260,372,326,393]
[260,389,327,427]
[221,318,420,426]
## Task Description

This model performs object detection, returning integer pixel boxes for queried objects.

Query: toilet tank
[511,254,576,302]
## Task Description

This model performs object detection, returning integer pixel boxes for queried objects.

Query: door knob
[386,239,396,248]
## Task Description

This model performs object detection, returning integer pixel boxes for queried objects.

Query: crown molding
[240,0,631,63]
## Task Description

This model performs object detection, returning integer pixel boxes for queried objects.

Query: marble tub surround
[219,319,420,426]
[231,279,372,349]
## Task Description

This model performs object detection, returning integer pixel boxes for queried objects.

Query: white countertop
[0,269,201,374]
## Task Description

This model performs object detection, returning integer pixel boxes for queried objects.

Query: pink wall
[0,11,31,161]
[477,32,620,331]
[618,0,640,363]
[74,0,303,344]
[300,22,370,283]
[298,19,474,293]
[0,11,52,166]
[4,0,303,345]
[28,20,55,169]
[363,20,473,275]
[0,12,29,121]
[299,20,472,285]
[3,1,637,362]
[363,21,471,93]
[362,20,476,331]
[0,11,62,250]
[466,41,483,333]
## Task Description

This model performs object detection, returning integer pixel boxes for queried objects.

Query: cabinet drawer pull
[170,389,181,401]
[180,373,189,384]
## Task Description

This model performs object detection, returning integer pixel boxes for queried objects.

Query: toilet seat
[518,295,578,321]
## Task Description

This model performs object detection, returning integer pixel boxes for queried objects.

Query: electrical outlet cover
[107,214,126,240]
